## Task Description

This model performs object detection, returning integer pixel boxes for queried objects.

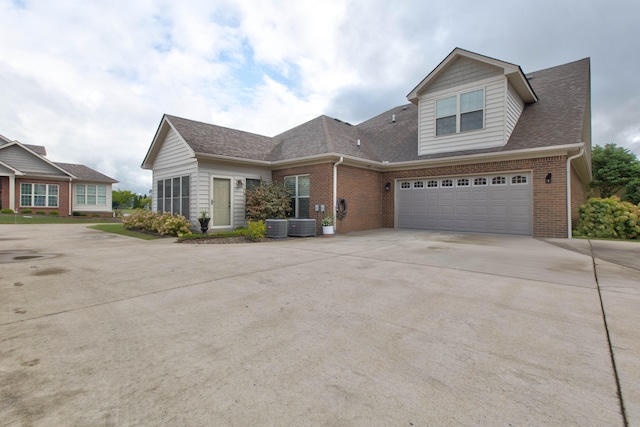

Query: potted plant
[321,216,334,235]
[198,210,210,234]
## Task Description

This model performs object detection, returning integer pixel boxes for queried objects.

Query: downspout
[69,180,72,216]
[566,148,585,238]
[333,156,344,228]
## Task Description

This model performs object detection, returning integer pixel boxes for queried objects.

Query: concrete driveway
[1,224,638,426]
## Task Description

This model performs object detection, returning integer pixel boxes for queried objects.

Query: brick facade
[272,156,586,238]
[14,178,72,216]
[0,176,9,210]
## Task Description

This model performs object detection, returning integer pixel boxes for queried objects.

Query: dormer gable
[407,48,538,156]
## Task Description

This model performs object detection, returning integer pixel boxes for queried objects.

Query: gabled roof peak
[407,47,537,104]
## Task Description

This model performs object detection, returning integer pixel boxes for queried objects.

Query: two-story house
[0,135,118,216]
[142,48,591,238]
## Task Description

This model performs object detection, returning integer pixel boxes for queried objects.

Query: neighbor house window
[157,175,190,217]
[284,175,310,218]
[436,88,484,135]
[20,183,59,207]
[75,184,107,206]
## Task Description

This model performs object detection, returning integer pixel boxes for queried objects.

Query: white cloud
[1,0,640,196]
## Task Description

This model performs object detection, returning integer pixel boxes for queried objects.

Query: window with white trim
[401,182,411,189]
[491,176,506,185]
[511,175,528,184]
[457,178,470,187]
[413,181,424,188]
[157,175,190,217]
[20,183,59,207]
[75,184,107,206]
[442,179,453,187]
[473,177,488,186]
[246,178,262,191]
[427,180,438,188]
[436,88,484,135]
[284,175,310,218]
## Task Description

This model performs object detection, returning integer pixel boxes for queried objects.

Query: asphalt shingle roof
[163,57,590,165]
[54,162,118,183]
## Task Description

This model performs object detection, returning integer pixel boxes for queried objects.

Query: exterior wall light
[545,173,552,184]
[385,182,391,191]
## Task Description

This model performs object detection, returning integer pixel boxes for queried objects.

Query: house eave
[380,143,586,171]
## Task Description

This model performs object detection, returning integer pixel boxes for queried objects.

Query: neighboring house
[142,48,591,238]
[0,135,117,216]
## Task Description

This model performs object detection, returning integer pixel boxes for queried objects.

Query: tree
[245,181,292,220]
[112,190,135,208]
[591,143,640,200]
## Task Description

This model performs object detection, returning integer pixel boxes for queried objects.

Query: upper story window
[436,88,484,136]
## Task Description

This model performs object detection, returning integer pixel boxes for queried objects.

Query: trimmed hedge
[122,210,192,237]
[574,197,640,239]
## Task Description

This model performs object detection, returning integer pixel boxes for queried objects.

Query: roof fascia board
[407,47,537,103]
[381,143,586,171]
[141,116,195,169]
[196,143,587,172]
[194,152,273,167]
[0,159,23,174]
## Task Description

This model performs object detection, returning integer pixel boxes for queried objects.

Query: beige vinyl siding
[152,128,194,170]
[71,182,113,212]
[418,76,507,155]
[421,56,502,96]
[152,164,197,214]
[505,82,525,141]
[151,128,198,215]
[197,161,272,229]
[1,145,68,176]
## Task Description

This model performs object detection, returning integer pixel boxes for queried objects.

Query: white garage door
[397,173,532,235]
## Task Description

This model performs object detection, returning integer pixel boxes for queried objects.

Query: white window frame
[157,175,190,217]
[435,87,485,136]
[20,183,59,207]
[284,175,310,218]
[75,184,107,206]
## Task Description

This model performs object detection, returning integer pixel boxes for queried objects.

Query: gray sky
[1,0,638,195]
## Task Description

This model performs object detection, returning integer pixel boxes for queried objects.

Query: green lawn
[88,223,159,240]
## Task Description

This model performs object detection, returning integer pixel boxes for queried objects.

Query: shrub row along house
[142,48,592,238]
[0,134,117,216]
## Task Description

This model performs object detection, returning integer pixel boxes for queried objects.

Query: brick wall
[334,165,383,233]
[531,156,567,238]
[273,156,576,238]
[570,164,589,229]
[272,163,334,232]
[381,156,570,238]
[0,177,9,210]
[14,178,72,216]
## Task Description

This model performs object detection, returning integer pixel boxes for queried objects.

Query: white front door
[212,178,231,227]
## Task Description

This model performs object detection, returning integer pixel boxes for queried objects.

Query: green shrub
[245,181,292,220]
[574,196,640,239]
[72,211,87,216]
[122,210,192,237]
[21,208,32,214]
[1,208,15,214]
[91,213,100,217]
[35,210,46,215]
[48,211,59,216]
[246,220,266,239]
